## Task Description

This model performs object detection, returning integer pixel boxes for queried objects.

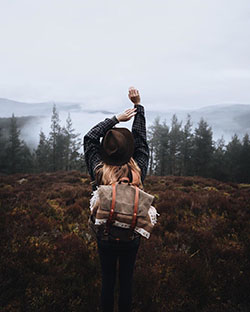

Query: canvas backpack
[88,172,159,242]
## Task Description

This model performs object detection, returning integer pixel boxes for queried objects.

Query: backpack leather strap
[131,186,139,230]
[107,183,116,225]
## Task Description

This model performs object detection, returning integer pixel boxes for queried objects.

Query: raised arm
[83,108,137,181]
[128,87,149,183]
[83,116,119,181]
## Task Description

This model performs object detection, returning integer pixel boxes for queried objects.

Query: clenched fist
[128,86,141,105]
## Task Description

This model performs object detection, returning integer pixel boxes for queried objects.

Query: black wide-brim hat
[100,128,134,166]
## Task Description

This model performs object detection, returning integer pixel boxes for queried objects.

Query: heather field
[0,171,250,312]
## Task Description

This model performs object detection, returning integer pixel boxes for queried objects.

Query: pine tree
[48,104,62,171]
[192,118,214,177]
[0,127,7,173]
[180,114,194,176]
[35,130,51,172]
[239,133,250,182]
[148,118,170,175]
[169,114,182,175]
[210,136,228,181]
[6,114,23,173]
[19,144,34,173]
[63,113,81,170]
[225,134,242,182]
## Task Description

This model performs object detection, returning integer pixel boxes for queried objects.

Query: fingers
[127,110,137,117]
[127,112,137,120]
[123,108,137,121]
[129,90,138,97]
[128,86,139,98]
[125,108,137,116]
[125,108,137,113]
[117,107,137,122]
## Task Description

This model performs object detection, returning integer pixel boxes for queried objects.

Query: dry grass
[0,172,250,311]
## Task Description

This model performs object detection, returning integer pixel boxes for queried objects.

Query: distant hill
[0,98,114,148]
[147,104,250,142]
[1,97,250,145]
[0,98,114,117]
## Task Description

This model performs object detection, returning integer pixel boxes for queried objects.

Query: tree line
[0,108,250,183]
[148,114,250,183]
[0,105,85,174]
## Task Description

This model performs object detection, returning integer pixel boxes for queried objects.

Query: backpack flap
[97,184,154,217]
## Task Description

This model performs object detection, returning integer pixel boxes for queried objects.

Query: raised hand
[128,86,141,105]
[116,108,137,122]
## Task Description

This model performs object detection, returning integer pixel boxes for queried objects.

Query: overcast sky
[1,0,250,112]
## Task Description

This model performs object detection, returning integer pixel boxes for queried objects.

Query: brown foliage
[0,172,250,311]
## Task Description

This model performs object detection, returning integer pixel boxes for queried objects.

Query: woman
[84,86,149,312]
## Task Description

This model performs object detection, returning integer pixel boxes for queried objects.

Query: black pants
[97,236,140,312]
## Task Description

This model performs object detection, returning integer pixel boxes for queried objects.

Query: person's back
[84,86,149,312]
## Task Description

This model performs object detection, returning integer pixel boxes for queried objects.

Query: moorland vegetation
[1,171,250,311]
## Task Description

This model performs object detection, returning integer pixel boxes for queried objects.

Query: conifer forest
[1,107,250,183]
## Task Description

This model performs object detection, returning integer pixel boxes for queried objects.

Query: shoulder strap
[107,183,117,226]
[131,186,139,230]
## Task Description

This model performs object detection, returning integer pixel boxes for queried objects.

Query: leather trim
[131,186,139,230]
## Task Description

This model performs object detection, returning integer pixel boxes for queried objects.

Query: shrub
[0,172,250,311]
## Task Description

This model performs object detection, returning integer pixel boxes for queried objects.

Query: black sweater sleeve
[83,116,119,181]
[132,104,149,182]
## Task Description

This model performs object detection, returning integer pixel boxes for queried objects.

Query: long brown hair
[96,158,142,187]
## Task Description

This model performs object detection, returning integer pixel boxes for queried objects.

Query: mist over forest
[1,99,250,184]
[1,98,250,149]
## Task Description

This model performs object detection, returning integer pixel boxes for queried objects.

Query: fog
[1,0,250,110]
[20,110,117,149]
[11,102,250,149]
[1,0,250,147]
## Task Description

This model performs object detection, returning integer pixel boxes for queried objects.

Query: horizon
[1,96,250,149]
[1,96,250,116]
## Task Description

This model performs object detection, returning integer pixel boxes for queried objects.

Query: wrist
[112,115,120,123]
[134,104,144,114]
